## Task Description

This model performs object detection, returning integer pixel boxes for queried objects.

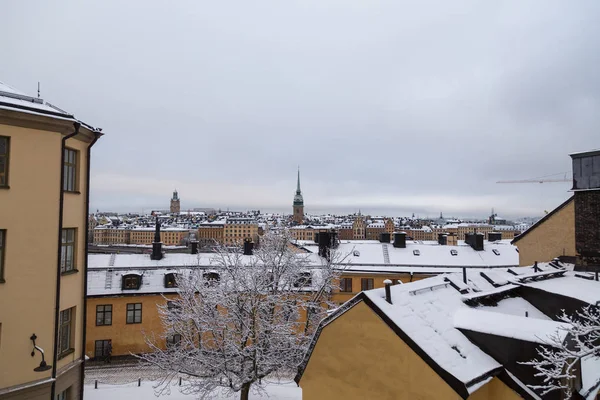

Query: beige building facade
[223,218,259,245]
[512,197,576,266]
[0,84,102,400]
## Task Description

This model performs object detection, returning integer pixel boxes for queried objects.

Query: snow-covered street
[84,381,301,399]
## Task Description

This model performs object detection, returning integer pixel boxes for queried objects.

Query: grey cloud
[1,0,598,218]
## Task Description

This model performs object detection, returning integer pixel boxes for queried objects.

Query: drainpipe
[50,122,80,400]
[78,130,101,398]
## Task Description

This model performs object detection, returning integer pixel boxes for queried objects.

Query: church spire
[296,166,301,194]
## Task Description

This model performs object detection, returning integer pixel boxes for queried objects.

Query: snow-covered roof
[0,81,97,130]
[453,309,570,345]
[363,277,502,390]
[300,240,518,269]
[519,275,600,305]
[298,261,600,397]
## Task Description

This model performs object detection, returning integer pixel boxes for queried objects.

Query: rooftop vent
[413,249,420,256]
[393,232,406,248]
[450,249,458,256]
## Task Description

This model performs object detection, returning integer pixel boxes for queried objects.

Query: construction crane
[496,172,570,184]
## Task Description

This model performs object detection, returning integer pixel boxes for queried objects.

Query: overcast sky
[2,1,598,218]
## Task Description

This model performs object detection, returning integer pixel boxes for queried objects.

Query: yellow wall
[331,273,430,304]
[0,119,92,390]
[300,301,520,400]
[86,294,177,357]
[514,199,575,266]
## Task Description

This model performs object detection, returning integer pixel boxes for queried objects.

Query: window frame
[122,274,142,290]
[126,303,142,324]
[95,304,113,326]
[58,308,74,357]
[339,277,353,292]
[0,136,9,188]
[63,147,79,192]
[94,339,112,359]
[61,228,77,274]
[0,229,5,283]
[361,278,374,291]
[164,273,178,288]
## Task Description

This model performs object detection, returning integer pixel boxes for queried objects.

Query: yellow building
[197,221,225,245]
[297,267,599,399]
[512,197,576,266]
[0,83,102,399]
[94,226,189,246]
[223,218,258,246]
[289,225,334,242]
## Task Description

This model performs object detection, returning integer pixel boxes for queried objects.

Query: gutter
[78,130,102,398]
[50,122,80,399]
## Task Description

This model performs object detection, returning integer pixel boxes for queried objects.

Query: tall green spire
[293,167,303,206]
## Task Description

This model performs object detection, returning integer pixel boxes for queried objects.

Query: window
[61,228,76,273]
[58,308,74,356]
[96,305,112,326]
[63,148,78,192]
[492,249,500,256]
[203,272,220,287]
[164,273,177,288]
[413,250,421,256]
[0,230,5,282]
[339,278,353,292]
[122,274,141,290]
[361,278,374,291]
[56,388,69,400]
[94,339,111,359]
[126,303,142,324]
[293,272,312,288]
[0,136,9,187]
[166,333,182,348]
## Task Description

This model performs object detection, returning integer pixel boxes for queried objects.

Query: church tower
[293,168,304,224]
[170,189,180,214]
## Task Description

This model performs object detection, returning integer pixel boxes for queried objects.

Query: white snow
[520,276,600,305]
[84,381,301,400]
[580,355,600,399]
[363,276,502,386]
[453,309,570,345]
[475,297,550,320]
[299,240,518,268]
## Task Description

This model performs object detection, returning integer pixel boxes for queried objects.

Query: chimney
[190,241,198,254]
[465,232,484,251]
[462,267,467,284]
[384,279,392,304]
[393,232,406,248]
[314,232,320,244]
[570,150,600,269]
[151,217,163,260]
[243,239,254,256]
[379,232,391,243]
[488,232,502,242]
[438,233,447,245]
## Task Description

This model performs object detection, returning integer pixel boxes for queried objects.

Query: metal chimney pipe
[463,267,467,284]
[384,279,392,304]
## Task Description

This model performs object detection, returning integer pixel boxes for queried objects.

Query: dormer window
[450,250,458,256]
[164,273,178,288]
[203,272,220,287]
[413,250,420,256]
[122,274,141,290]
[294,272,312,288]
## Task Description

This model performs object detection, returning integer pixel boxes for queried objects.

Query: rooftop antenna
[37,82,40,98]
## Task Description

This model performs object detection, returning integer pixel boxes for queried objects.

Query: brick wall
[575,190,600,266]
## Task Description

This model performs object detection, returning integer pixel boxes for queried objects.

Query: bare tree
[138,231,346,400]
[524,306,600,398]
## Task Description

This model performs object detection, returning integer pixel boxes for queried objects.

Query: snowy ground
[84,381,301,400]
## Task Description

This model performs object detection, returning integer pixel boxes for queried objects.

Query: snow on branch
[136,230,349,400]
[523,305,600,398]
